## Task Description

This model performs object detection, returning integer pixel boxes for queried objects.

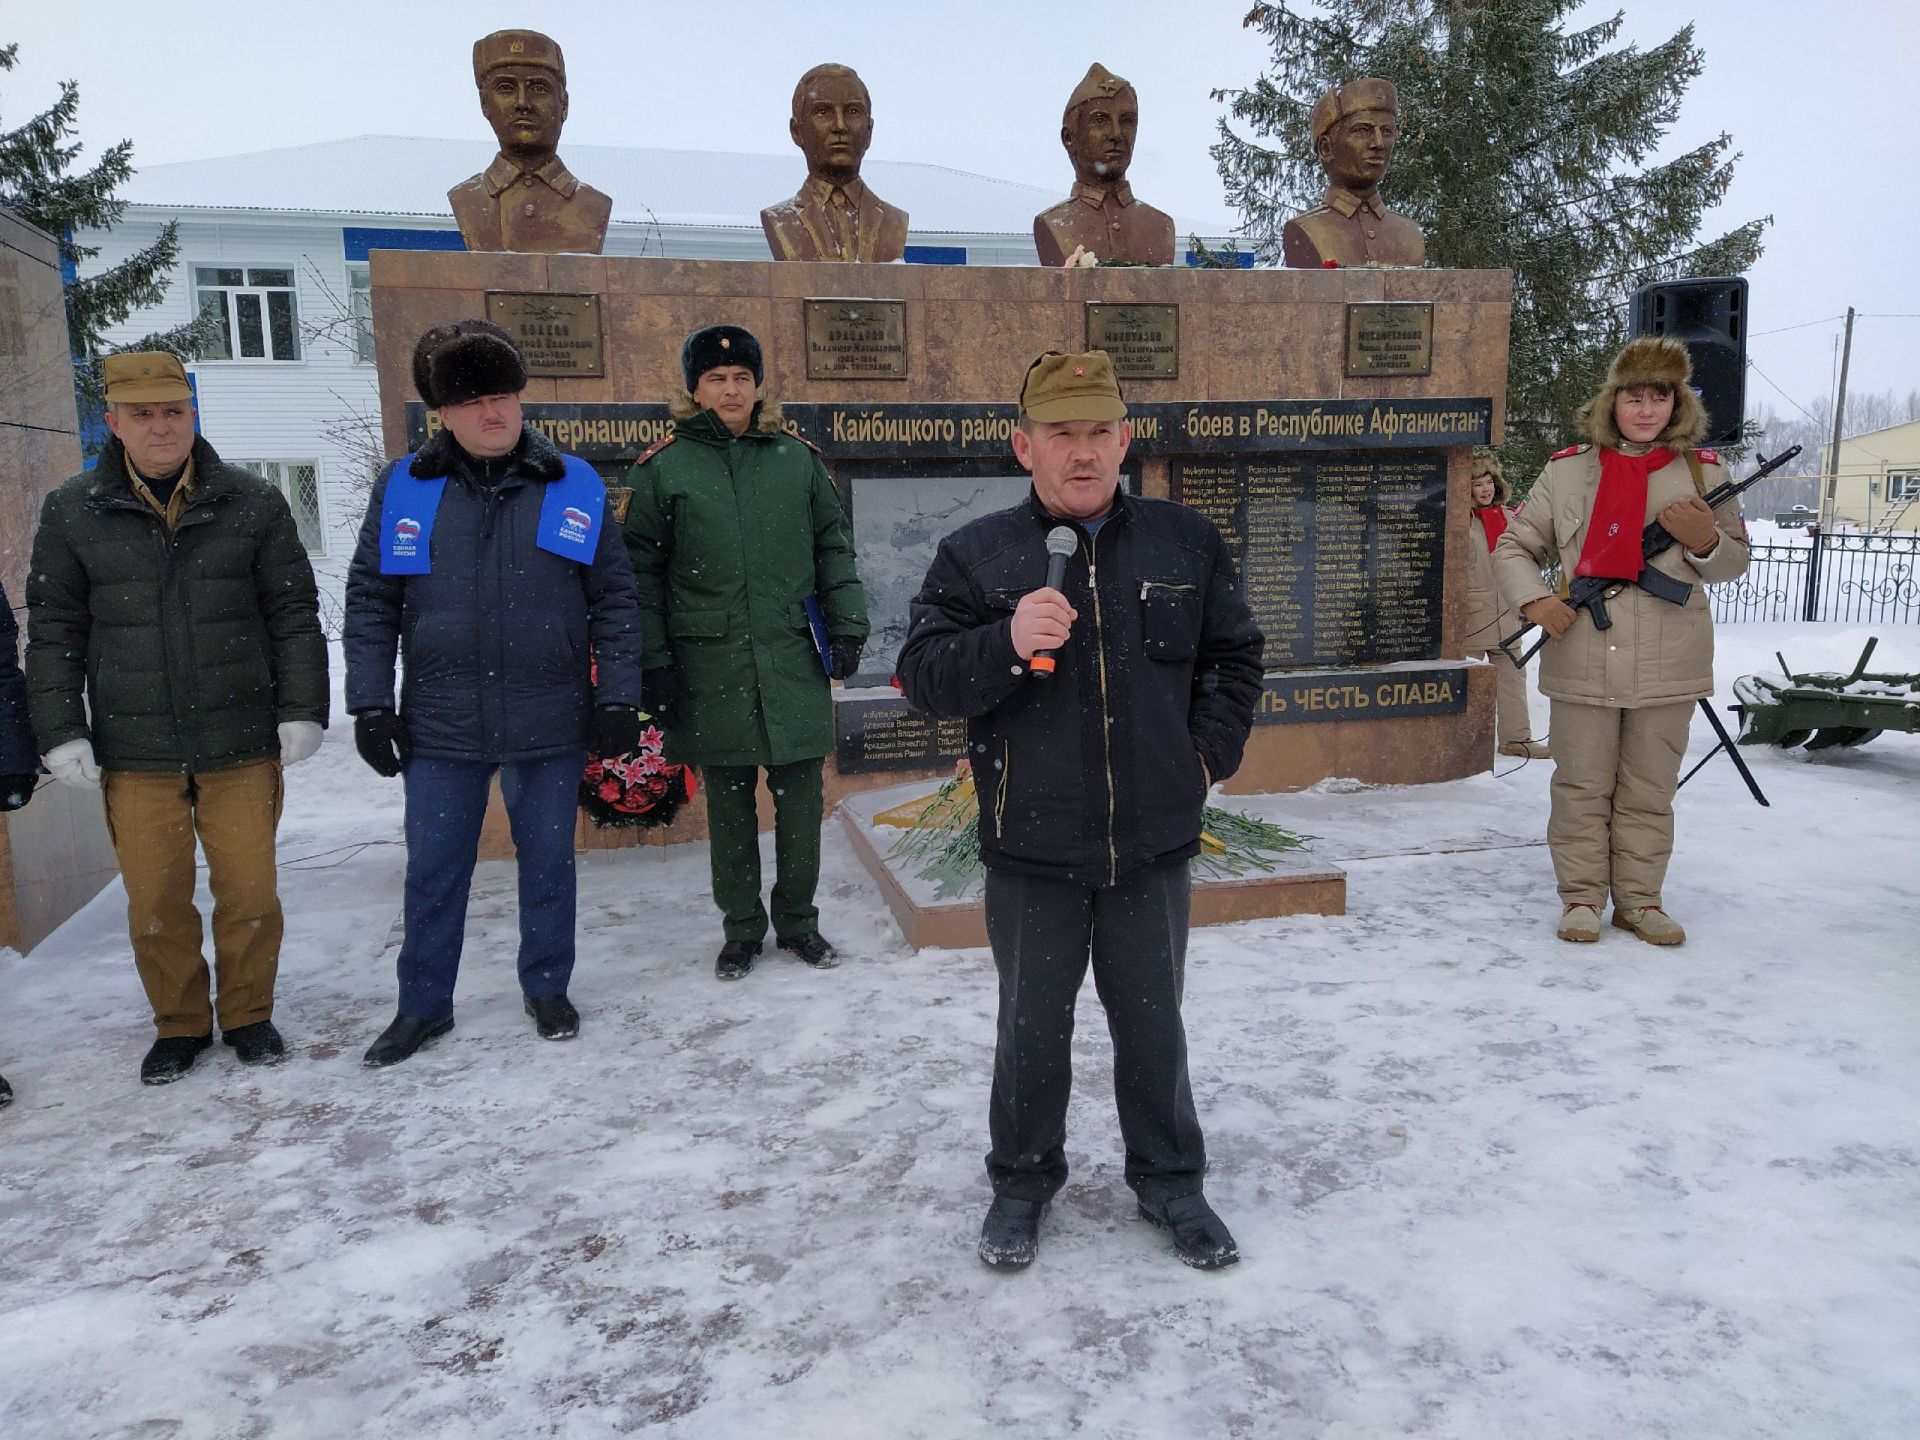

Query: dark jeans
[703,757,824,943]
[983,856,1206,1205]
[395,752,583,1021]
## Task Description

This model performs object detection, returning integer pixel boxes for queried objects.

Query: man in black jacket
[27,352,329,1086]
[0,581,41,1106]
[897,351,1264,1271]
[345,321,644,1067]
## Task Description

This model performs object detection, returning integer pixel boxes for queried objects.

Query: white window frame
[192,264,303,362]
[1886,471,1920,504]
[346,260,375,365]
[235,458,326,556]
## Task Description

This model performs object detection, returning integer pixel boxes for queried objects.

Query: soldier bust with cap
[1281,77,1426,269]
[25,351,329,1086]
[448,28,612,255]
[1032,63,1176,267]
[761,63,908,263]
[897,350,1264,1274]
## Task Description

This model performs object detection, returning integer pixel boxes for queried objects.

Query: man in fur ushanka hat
[344,319,645,1066]
[1492,336,1750,947]
[617,324,869,981]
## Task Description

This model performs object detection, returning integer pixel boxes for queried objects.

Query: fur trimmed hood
[667,392,787,433]
[408,422,565,482]
[1469,448,1510,505]
[1577,336,1710,450]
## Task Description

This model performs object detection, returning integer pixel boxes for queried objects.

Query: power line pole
[1820,306,1855,527]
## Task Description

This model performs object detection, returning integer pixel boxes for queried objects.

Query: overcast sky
[9,1,1915,414]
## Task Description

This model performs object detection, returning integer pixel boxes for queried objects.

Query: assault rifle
[1499,444,1802,668]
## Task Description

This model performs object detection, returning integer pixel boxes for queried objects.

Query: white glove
[278,720,324,767]
[43,738,101,790]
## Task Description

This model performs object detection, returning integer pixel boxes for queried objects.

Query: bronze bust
[1032,63,1175,268]
[761,64,909,263]
[448,29,612,255]
[1282,78,1424,269]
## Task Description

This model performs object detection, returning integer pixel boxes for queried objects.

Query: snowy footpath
[1,623,1915,1439]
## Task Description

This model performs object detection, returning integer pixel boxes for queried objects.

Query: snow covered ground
[2,623,1915,1439]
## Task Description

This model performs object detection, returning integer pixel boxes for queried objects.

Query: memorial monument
[1032,63,1176,267]
[1282,77,1425,269]
[448,29,612,255]
[761,63,909,263]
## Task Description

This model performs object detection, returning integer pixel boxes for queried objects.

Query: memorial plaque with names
[836,696,967,773]
[1175,451,1446,667]
[1345,301,1433,378]
[1085,302,1178,379]
[805,298,908,380]
[484,292,604,378]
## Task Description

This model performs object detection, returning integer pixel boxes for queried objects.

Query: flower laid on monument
[876,761,1313,900]
[580,721,697,830]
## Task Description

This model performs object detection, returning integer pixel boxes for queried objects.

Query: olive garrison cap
[1310,77,1399,140]
[102,351,191,404]
[1063,62,1134,124]
[1019,350,1127,423]
[473,29,565,84]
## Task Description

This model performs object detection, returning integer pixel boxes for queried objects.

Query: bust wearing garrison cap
[761,63,909,263]
[1033,63,1176,267]
[448,29,612,254]
[1282,77,1425,269]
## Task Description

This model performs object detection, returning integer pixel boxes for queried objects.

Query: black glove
[642,668,681,727]
[0,774,35,811]
[589,704,642,758]
[353,709,411,779]
[828,637,864,681]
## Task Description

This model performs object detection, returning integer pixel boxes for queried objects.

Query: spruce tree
[0,41,216,422]
[1212,1,1767,484]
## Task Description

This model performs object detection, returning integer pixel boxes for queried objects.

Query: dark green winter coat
[621,399,867,767]
[25,436,329,773]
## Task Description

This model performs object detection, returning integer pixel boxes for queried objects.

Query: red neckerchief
[1475,505,1508,552]
[1576,447,1673,580]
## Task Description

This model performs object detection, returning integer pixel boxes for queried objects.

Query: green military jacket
[621,402,868,767]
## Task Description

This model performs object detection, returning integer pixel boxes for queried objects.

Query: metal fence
[1709,529,1920,625]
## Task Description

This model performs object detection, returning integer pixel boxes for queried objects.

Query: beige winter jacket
[1463,507,1521,652]
[1492,445,1749,708]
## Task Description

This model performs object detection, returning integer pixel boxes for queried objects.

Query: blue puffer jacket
[344,426,644,762]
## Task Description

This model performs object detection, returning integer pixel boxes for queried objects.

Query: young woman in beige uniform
[1462,450,1549,759]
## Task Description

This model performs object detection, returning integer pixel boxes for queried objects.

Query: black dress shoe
[978,1196,1048,1270]
[0,1072,11,1107]
[524,994,579,1041]
[222,1020,287,1066]
[776,931,839,969]
[141,1034,213,1086]
[1138,1192,1240,1270]
[363,1014,454,1068]
[715,938,762,981]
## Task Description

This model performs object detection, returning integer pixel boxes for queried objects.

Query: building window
[236,459,325,554]
[1887,472,1920,503]
[346,261,374,364]
[194,266,301,361]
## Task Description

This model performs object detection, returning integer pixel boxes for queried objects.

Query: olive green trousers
[702,758,824,943]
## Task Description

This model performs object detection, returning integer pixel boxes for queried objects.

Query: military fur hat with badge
[1577,335,1710,451]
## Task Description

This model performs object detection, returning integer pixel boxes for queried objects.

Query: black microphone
[1030,525,1079,677]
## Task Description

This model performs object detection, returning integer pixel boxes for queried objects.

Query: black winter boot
[715,939,761,981]
[978,1197,1048,1270]
[222,1020,287,1066]
[141,1034,213,1086]
[0,1071,11,1107]
[524,994,579,1041]
[363,1014,454,1068]
[776,931,839,969]
[1138,1192,1240,1270]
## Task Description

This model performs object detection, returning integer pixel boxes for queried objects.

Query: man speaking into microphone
[896,350,1264,1271]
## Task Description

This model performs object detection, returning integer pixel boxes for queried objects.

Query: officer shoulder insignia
[1550,443,1589,460]
[1695,448,1721,465]
[783,427,823,456]
[632,434,677,467]
[606,486,635,524]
